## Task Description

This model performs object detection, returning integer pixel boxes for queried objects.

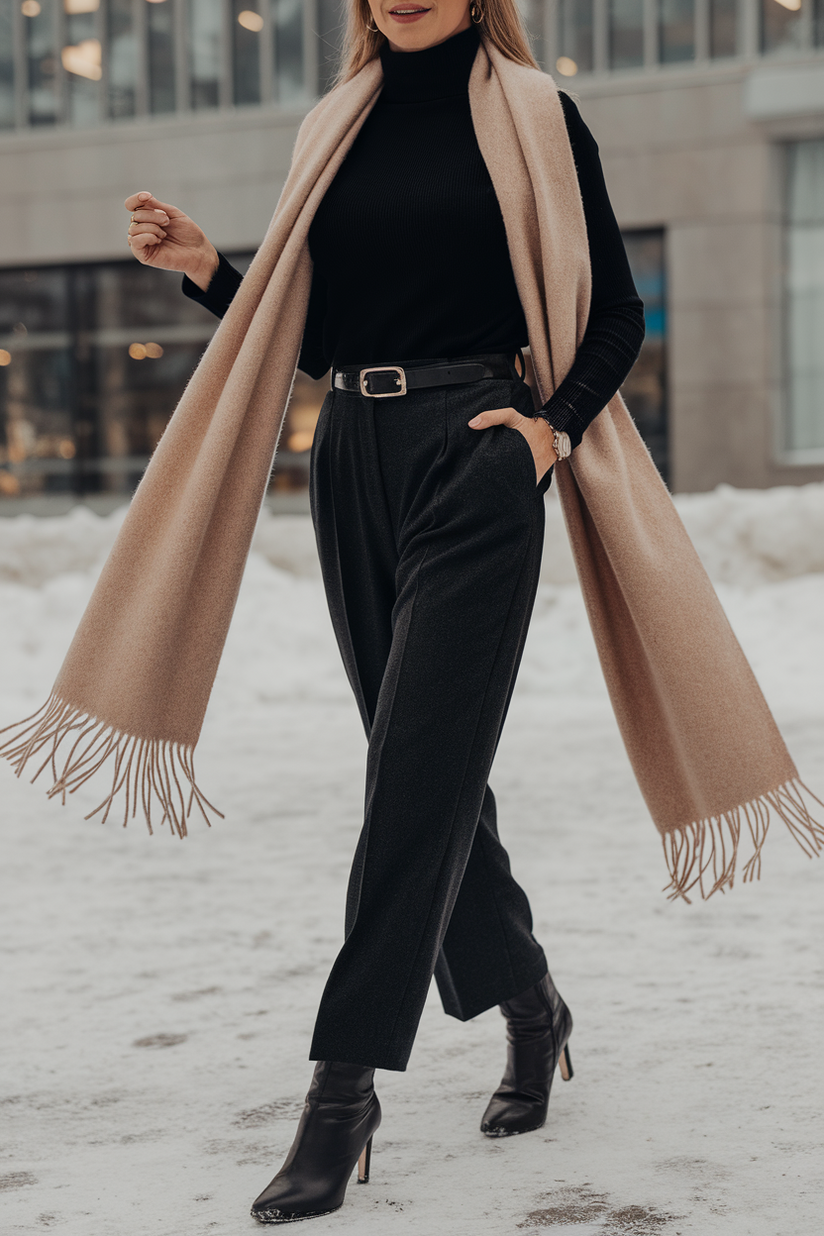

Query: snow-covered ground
[1,483,823,1236]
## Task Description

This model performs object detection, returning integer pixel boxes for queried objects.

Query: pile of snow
[674,481,824,585]
[540,480,824,587]
[0,504,129,587]
[0,505,321,587]
[2,480,824,589]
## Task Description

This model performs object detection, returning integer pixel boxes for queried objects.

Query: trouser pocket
[504,377,554,495]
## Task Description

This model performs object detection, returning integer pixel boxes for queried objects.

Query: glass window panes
[660,0,695,62]
[0,260,221,500]
[0,0,823,126]
[621,230,668,483]
[63,0,102,128]
[0,267,73,497]
[1,348,76,496]
[0,266,70,335]
[233,0,261,106]
[26,0,59,125]
[147,0,175,114]
[557,0,594,76]
[0,255,326,505]
[273,0,304,101]
[0,0,13,129]
[761,0,805,53]
[785,141,824,453]
[107,0,137,118]
[189,0,221,108]
[0,0,321,131]
[710,0,737,56]
[610,0,644,69]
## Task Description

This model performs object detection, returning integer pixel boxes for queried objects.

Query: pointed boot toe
[481,971,573,1138]
[481,1083,550,1137]
[251,1061,381,1224]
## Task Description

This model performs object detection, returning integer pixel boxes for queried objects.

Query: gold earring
[470,2,484,21]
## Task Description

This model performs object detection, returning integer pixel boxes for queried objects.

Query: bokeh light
[238,10,264,31]
[556,57,578,77]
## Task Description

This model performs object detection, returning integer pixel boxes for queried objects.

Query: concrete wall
[0,104,307,267]
[575,58,824,493]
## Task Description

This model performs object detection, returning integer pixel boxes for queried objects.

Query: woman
[124,0,644,1224]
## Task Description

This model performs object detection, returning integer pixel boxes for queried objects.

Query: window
[710,0,738,56]
[761,0,805,54]
[0,260,219,501]
[147,0,176,115]
[0,0,14,128]
[557,0,594,77]
[660,0,695,62]
[189,0,222,110]
[622,230,668,484]
[0,0,306,130]
[26,0,59,126]
[233,0,262,106]
[785,141,824,455]
[273,0,304,101]
[610,0,644,70]
[0,256,326,506]
[64,0,103,128]
[108,0,138,119]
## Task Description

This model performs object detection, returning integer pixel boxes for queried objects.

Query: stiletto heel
[251,1061,381,1224]
[357,1134,373,1183]
[481,971,573,1137]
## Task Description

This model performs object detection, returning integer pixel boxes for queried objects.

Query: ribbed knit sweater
[183,24,645,449]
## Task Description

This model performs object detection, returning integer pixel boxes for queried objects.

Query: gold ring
[131,213,136,222]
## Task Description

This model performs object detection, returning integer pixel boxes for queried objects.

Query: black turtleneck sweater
[182,25,645,449]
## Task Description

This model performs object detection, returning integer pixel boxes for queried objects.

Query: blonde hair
[327,0,539,91]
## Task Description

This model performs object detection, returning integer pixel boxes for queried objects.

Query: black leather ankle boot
[251,1060,381,1224]
[480,971,573,1137]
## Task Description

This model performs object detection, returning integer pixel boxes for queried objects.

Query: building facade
[0,0,822,510]
[556,0,824,491]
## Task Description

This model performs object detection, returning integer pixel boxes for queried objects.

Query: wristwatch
[546,424,572,461]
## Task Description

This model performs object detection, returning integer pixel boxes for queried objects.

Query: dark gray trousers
[307,355,551,1071]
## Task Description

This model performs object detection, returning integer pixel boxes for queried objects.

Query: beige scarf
[2,35,821,900]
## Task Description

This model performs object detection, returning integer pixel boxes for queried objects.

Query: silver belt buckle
[359,365,407,398]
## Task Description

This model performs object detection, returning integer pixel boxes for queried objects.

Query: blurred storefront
[0,252,326,509]
[0,0,823,511]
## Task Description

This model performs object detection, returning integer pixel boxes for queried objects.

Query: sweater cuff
[181,251,243,319]
[534,401,588,452]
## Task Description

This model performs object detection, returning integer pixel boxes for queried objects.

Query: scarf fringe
[661,778,824,903]
[0,694,223,838]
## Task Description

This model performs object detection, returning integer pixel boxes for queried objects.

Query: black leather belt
[332,351,522,398]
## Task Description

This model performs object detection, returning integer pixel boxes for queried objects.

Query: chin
[388,22,453,50]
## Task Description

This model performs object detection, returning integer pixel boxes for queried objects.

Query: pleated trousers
[307,354,552,1072]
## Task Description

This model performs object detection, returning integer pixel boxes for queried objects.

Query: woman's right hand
[124,190,219,292]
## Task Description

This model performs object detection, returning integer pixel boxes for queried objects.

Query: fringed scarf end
[662,778,824,903]
[0,693,223,838]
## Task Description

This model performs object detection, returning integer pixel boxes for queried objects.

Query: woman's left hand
[468,407,558,485]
